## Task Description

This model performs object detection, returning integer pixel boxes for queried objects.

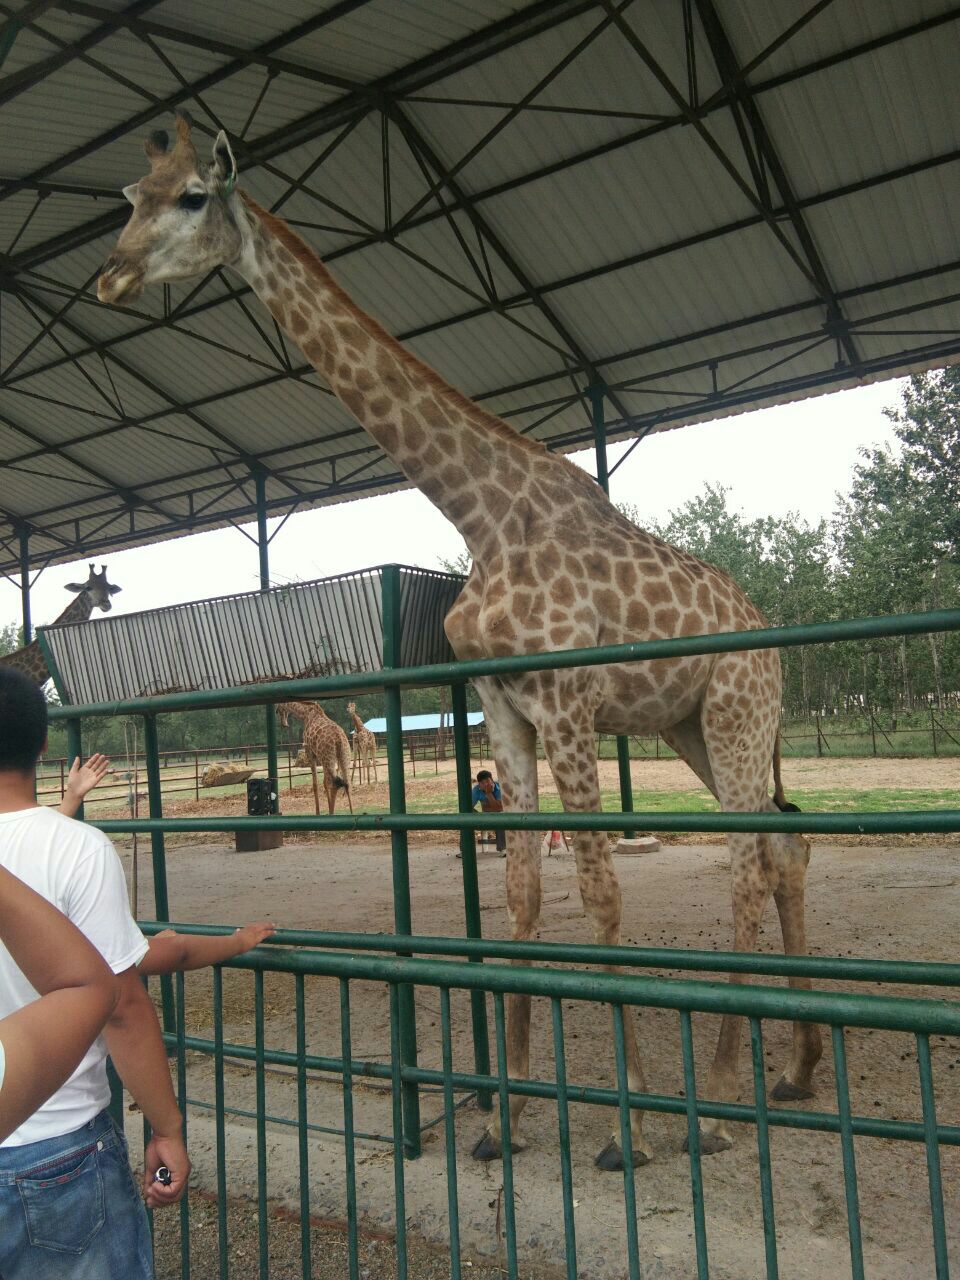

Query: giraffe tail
[772,733,801,813]
[333,735,351,793]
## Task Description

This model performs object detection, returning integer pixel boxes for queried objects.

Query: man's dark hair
[476,770,493,783]
[0,668,47,772]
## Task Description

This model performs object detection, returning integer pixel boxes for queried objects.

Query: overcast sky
[1,377,903,631]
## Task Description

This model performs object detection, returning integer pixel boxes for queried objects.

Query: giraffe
[277,700,353,817]
[98,115,820,1170]
[347,702,378,784]
[0,565,121,685]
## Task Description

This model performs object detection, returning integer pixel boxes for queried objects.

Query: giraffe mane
[241,193,551,460]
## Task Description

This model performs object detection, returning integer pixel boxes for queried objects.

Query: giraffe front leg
[469,677,540,1162]
[540,715,652,1171]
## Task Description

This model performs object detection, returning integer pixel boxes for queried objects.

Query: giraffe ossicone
[99,116,821,1169]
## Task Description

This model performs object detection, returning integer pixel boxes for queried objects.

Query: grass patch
[406,788,959,815]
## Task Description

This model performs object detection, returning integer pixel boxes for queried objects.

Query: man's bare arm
[102,967,190,1207]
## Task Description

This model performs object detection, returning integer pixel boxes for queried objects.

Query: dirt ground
[116,751,960,1279]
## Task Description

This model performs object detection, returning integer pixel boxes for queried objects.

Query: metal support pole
[18,527,31,646]
[590,385,634,835]
[143,714,176,1039]
[381,564,422,1155]
[254,467,280,810]
[452,681,492,1110]
[65,718,83,820]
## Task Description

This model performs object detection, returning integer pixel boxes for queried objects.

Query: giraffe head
[64,564,122,612]
[276,703,293,730]
[97,113,241,305]
[347,702,357,714]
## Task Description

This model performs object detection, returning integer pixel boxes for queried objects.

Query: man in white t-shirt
[0,668,189,1279]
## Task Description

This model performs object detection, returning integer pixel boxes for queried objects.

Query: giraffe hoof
[684,1130,733,1156]
[594,1138,650,1171]
[471,1132,504,1162]
[771,1076,816,1102]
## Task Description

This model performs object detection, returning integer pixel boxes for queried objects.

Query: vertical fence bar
[493,994,519,1280]
[916,1033,950,1279]
[213,968,229,1280]
[589,383,634,833]
[255,466,280,812]
[65,717,83,819]
[255,970,269,1280]
[388,985,409,1280]
[749,1018,779,1280]
[830,1026,864,1280]
[679,1011,709,1280]
[18,525,31,645]
[452,680,492,1109]
[550,998,578,1280]
[143,713,176,1038]
[175,970,191,1280]
[440,988,462,1280]
[612,1005,640,1280]
[296,974,313,1280]
[338,978,359,1280]
[382,564,421,1155]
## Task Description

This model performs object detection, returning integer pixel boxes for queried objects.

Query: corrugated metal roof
[2,0,960,574]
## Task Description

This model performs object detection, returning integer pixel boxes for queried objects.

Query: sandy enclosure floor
[118,798,960,1280]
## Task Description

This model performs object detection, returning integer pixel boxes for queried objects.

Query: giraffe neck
[52,592,95,627]
[283,700,324,723]
[349,710,364,733]
[233,195,573,560]
[0,591,93,685]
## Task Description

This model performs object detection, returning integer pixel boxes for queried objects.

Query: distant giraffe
[277,700,353,817]
[0,565,121,685]
[347,702,378,784]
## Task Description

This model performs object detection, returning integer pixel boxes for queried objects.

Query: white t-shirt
[0,806,147,1147]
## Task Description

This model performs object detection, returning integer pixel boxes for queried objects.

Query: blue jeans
[0,1109,153,1279]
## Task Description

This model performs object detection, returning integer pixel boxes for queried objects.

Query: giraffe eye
[179,190,207,212]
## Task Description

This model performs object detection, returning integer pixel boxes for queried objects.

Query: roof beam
[7,3,956,275]
[693,0,861,369]
[8,140,959,396]
[0,0,165,108]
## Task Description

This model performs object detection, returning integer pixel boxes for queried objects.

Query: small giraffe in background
[0,565,121,686]
[277,701,353,817]
[347,702,378,784]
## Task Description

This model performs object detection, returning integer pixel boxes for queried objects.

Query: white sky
[1,378,903,630]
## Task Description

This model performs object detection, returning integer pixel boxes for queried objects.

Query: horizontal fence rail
[48,607,960,718]
[95,809,960,835]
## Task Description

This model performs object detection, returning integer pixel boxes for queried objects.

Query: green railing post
[452,680,492,1110]
[143,713,176,1039]
[18,526,31,646]
[65,717,83,820]
[590,383,634,835]
[254,466,280,806]
[381,564,422,1156]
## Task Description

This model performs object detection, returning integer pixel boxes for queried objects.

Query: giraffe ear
[108,584,122,595]
[122,183,139,206]
[65,582,86,593]
[212,130,238,192]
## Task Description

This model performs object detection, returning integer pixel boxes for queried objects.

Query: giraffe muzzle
[97,255,146,305]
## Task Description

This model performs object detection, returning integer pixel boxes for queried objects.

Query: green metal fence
[47,591,960,1278]
[137,926,960,1280]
